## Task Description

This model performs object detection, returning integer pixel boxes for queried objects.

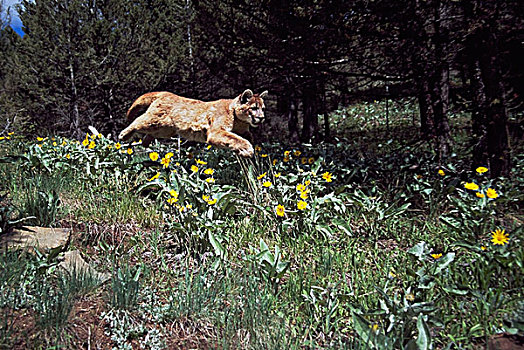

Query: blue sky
[1,0,24,36]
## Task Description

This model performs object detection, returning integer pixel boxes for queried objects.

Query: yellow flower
[369,324,379,332]
[297,200,307,210]
[405,293,415,302]
[167,197,178,204]
[299,190,309,199]
[275,204,285,217]
[207,198,217,205]
[82,139,89,147]
[169,189,179,198]
[206,145,212,150]
[255,145,262,152]
[272,159,278,166]
[65,154,71,159]
[480,246,487,251]
[283,156,290,163]
[261,153,268,158]
[165,152,174,159]
[149,152,159,161]
[438,169,445,176]
[204,168,214,175]
[305,180,311,186]
[308,157,315,164]
[322,172,333,182]
[486,188,498,199]
[202,194,210,202]
[7,132,14,136]
[296,183,306,192]
[293,150,301,157]
[274,172,281,178]
[115,143,121,150]
[262,181,272,188]
[0,137,4,141]
[491,229,509,245]
[88,141,96,149]
[257,172,267,180]
[196,159,207,165]
[301,157,307,164]
[52,142,57,147]
[126,148,133,155]
[161,157,171,168]
[431,253,442,259]
[284,150,291,157]
[148,172,160,181]
[476,166,488,174]
[206,177,215,183]
[191,165,199,173]
[464,182,479,191]
[476,192,485,198]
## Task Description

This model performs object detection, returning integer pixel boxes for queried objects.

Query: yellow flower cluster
[167,189,179,204]
[0,132,14,141]
[462,167,498,199]
[202,194,217,205]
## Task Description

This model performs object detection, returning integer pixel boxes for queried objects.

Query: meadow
[0,100,523,349]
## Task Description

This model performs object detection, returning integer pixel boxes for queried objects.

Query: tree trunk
[469,58,489,168]
[300,76,321,142]
[465,2,511,178]
[429,0,451,160]
[418,79,434,138]
[477,32,510,177]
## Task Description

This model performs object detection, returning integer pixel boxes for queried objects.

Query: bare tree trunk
[429,0,451,160]
[68,47,81,138]
[418,79,434,138]
[477,32,511,177]
[301,75,321,142]
[465,1,511,177]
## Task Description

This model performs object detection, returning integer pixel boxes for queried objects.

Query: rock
[59,250,110,283]
[0,226,71,252]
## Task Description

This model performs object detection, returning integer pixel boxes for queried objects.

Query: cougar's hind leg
[142,134,155,147]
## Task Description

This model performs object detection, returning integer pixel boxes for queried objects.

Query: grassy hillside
[0,102,523,349]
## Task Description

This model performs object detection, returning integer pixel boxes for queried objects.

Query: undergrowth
[0,102,522,349]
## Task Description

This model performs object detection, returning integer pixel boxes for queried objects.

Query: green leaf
[408,242,429,260]
[209,231,225,259]
[416,314,431,350]
[351,311,372,345]
[434,252,455,274]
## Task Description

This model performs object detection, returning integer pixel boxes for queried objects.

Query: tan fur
[119,89,267,157]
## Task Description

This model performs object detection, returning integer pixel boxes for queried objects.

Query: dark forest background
[0,0,522,177]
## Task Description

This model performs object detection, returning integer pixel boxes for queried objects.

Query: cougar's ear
[259,90,268,99]
[240,89,253,104]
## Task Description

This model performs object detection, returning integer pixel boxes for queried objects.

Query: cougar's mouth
[250,117,264,127]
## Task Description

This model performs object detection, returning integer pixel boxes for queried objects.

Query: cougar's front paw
[237,143,254,158]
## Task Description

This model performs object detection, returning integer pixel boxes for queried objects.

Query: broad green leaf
[416,314,431,350]
[434,252,455,274]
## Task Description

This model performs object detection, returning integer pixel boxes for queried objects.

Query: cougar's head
[234,89,268,128]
